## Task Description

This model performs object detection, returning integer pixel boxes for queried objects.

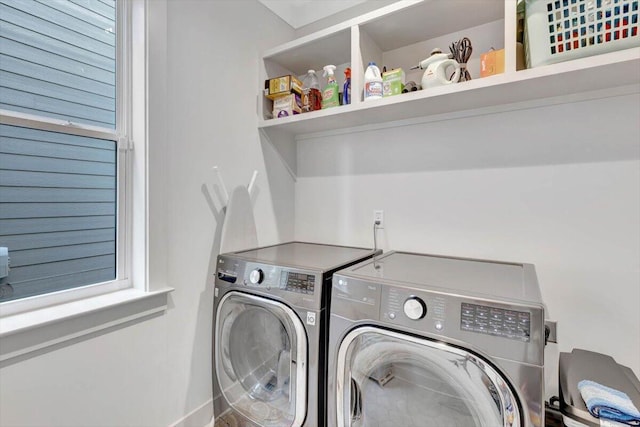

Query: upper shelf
[258,47,640,140]
[358,0,504,52]
[262,0,505,76]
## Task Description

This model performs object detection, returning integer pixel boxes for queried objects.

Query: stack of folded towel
[578,379,640,425]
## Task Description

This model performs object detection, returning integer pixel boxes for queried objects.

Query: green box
[382,68,405,97]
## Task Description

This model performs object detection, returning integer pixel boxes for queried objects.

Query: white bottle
[364,62,383,101]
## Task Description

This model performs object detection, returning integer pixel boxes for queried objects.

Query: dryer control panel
[460,302,531,342]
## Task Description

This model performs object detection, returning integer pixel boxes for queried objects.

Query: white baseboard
[168,398,213,427]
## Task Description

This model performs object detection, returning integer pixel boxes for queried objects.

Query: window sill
[0,287,173,362]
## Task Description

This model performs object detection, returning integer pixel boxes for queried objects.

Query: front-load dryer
[327,251,546,427]
[213,242,381,427]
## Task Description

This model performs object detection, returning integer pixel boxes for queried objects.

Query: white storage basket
[525,0,639,67]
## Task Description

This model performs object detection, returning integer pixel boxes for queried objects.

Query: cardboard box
[480,49,505,77]
[272,93,302,118]
[382,68,405,97]
[264,75,303,100]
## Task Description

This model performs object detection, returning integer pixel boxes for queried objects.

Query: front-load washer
[213,242,381,427]
[327,251,546,427]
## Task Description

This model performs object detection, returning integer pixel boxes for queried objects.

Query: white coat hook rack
[211,167,260,255]
[211,167,259,208]
[247,170,258,198]
[212,166,230,207]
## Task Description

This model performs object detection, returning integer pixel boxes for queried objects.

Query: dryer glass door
[216,292,307,426]
[336,326,520,427]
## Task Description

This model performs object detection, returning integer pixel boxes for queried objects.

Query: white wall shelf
[258,0,640,175]
[260,47,639,135]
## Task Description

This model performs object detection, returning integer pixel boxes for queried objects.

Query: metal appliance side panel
[523,263,544,304]
[496,357,545,427]
[330,276,382,321]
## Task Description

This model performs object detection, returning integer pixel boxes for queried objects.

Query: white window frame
[0,0,171,357]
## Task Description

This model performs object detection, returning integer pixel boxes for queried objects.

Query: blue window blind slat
[0,82,115,124]
[13,0,116,45]
[0,125,116,149]
[0,20,114,73]
[1,137,114,162]
[68,0,115,21]
[5,267,115,301]
[0,37,114,85]
[9,241,115,267]
[0,170,116,189]
[0,87,115,127]
[0,187,115,203]
[1,153,116,176]
[0,216,115,235]
[37,0,115,29]
[0,202,116,219]
[2,228,115,251]
[1,56,114,99]
[1,67,114,106]
[8,255,114,284]
[0,203,115,219]
[0,5,115,63]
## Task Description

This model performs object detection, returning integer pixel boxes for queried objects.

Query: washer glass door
[216,291,307,426]
[336,326,520,427]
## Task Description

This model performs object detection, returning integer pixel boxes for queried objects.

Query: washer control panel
[215,256,324,310]
[460,302,531,342]
[216,259,318,296]
[279,271,315,295]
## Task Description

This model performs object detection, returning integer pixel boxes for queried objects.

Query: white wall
[0,2,294,426]
[160,0,294,423]
[294,94,640,392]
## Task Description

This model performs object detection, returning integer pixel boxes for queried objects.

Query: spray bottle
[342,67,351,105]
[321,65,339,109]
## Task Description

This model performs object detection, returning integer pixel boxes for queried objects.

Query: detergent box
[264,75,303,100]
[272,93,302,118]
[382,68,405,97]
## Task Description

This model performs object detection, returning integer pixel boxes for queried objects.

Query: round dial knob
[249,269,264,284]
[403,297,427,320]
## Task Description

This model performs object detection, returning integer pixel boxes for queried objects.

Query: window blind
[0,0,116,128]
[0,0,117,302]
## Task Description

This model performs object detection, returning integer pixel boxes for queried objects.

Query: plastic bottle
[342,67,351,105]
[302,70,322,112]
[364,62,383,101]
[321,65,340,109]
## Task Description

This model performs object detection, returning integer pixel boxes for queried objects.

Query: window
[0,0,130,306]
